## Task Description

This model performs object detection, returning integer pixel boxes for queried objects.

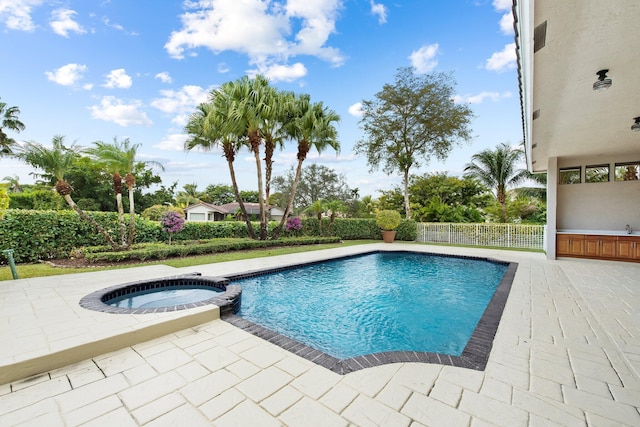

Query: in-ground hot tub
[79,273,241,315]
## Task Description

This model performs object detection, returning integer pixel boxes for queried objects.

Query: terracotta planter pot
[381,230,397,243]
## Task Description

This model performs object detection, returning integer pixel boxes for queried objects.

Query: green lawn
[0,239,543,281]
[0,240,376,281]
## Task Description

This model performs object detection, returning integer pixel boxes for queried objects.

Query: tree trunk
[264,137,274,206]
[62,194,119,250]
[124,173,137,248]
[112,173,126,248]
[497,188,507,223]
[228,158,256,239]
[127,186,136,247]
[271,158,304,240]
[115,192,126,247]
[249,132,267,240]
[403,169,411,219]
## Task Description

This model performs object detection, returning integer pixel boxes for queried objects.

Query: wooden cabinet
[557,234,584,256]
[584,235,617,258]
[616,236,640,260]
[558,234,640,262]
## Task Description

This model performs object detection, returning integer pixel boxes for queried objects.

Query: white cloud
[485,42,516,72]
[49,8,85,37]
[499,11,513,35]
[89,96,152,126]
[217,62,230,73]
[101,17,138,35]
[0,0,44,31]
[154,133,190,151]
[150,85,209,126]
[370,0,387,24]
[492,0,512,12]
[155,72,172,83]
[103,68,133,89]
[165,0,344,73]
[165,0,289,60]
[249,62,307,82]
[453,91,512,104]
[285,0,344,65]
[409,43,439,74]
[348,102,363,117]
[45,63,87,86]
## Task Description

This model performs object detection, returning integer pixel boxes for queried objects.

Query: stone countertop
[556,229,640,236]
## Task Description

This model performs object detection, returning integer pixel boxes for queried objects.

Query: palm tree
[184,98,257,239]
[464,143,529,223]
[325,199,345,234]
[175,183,202,208]
[262,89,290,206]
[17,135,119,249]
[225,75,275,240]
[305,200,325,235]
[515,172,547,202]
[271,95,340,239]
[88,138,163,247]
[2,175,22,193]
[0,97,26,157]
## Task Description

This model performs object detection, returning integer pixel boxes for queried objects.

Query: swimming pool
[226,250,516,372]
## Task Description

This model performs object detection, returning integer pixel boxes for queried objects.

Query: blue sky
[0,0,519,198]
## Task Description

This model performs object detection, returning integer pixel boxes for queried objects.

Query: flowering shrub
[285,216,302,236]
[161,211,185,243]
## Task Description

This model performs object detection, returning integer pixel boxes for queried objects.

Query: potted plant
[376,210,402,243]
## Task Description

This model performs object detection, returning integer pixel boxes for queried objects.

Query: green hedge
[0,210,161,263]
[0,210,417,263]
[298,217,417,241]
[81,237,341,263]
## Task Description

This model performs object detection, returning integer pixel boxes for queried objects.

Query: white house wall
[186,205,210,221]
[556,156,640,232]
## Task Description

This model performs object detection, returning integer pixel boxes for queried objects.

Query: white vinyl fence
[416,223,545,250]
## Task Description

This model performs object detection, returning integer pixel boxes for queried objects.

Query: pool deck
[1,243,639,426]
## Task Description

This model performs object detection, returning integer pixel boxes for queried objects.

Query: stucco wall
[186,205,210,221]
[556,156,640,231]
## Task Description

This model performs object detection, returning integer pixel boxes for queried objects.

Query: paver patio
[1,243,639,426]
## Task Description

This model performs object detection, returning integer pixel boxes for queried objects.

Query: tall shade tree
[88,138,163,247]
[184,99,258,239]
[0,97,26,157]
[271,95,340,239]
[354,67,473,218]
[17,135,119,249]
[464,142,529,223]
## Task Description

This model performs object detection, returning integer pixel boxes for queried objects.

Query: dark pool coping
[221,250,518,375]
[79,273,241,316]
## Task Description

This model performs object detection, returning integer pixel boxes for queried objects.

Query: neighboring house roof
[182,202,227,214]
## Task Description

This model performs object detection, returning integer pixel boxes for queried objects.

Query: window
[559,167,581,184]
[189,212,205,221]
[614,162,640,181]
[585,164,609,183]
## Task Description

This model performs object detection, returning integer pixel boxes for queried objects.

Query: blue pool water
[106,286,222,309]
[232,252,507,359]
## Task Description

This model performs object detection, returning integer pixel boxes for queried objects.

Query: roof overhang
[514,0,640,173]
